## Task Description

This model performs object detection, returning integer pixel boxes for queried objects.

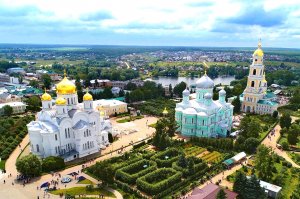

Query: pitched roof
[188,183,238,199]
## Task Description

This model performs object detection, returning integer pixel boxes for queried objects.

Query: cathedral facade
[27,72,111,162]
[240,41,278,114]
[175,73,233,138]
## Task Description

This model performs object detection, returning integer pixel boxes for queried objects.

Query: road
[261,117,299,168]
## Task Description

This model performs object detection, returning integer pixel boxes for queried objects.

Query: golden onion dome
[41,91,52,101]
[56,70,76,94]
[253,39,264,57]
[253,49,264,57]
[55,97,67,105]
[162,107,168,115]
[83,89,93,101]
[100,111,105,116]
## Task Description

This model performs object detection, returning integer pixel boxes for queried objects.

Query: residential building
[0,73,10,83]
[188,183,238,199]
[0,93,22,103]
[88,99,128,116]
[0,101,26,115]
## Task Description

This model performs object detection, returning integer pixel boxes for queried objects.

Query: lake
[149,76,236,87]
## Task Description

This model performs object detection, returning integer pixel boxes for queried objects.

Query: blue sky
[0,0,299,48]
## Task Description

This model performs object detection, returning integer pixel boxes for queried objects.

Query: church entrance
[246,106,251,113]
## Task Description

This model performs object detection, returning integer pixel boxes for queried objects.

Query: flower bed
[201,151,222,163]
[150,148,182,167]
[115,159,157,184]
[184,146,206,156]
[136,168,182,195]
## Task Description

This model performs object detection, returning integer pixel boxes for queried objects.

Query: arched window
[259,81,261,87]
[48,104,50,108]
[67,98,70,104]
[55,134,58,141]
[251,81,255,87]
[36,144,39,152]
[253,69,256,75]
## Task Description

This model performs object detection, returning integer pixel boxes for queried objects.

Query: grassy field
[13,59,85,67]
[50,187,115,197]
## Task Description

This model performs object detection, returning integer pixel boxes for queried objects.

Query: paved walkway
[261,117,299,168]
[0,116,157,199]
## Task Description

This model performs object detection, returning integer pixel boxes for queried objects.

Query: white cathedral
[27,72,111,162]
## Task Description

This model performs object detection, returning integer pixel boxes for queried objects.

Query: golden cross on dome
[64,68,67,78]
[258,38,262,49]
[202,61,208,75]
[86,87,89,93]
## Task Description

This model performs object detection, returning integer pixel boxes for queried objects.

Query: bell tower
[242,39,266,113]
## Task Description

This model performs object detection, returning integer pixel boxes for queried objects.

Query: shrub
[136,168,182,195]
[115,160,157,184]
[16,154,41,177]
[42,156,65,172]
[150,148,182,167]
[282,142,289,150]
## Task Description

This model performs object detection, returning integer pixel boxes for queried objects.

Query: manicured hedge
[150,148,182,167]
[111,157,143,171]
[172,156,208,177]
[115,159,157,184]
[136,168,182,195]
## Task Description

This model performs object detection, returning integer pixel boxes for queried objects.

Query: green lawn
[50,187,115,198]
[116,116,144,123]
[77,179,94,185]
[0,160,5,170]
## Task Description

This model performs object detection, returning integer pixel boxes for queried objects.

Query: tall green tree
[216,189,227,199]
[280,113,292,129]
[240,116,262,138]
[173,81,187,97]
[232,95,241,114]
[287,124,300,145]
[233,171,247,198]
[24,96,41,112]
[255,145,274,181]
[29,80,39,88]
[16,154,41,176]
[2,105,13,116]
[41,74,52,89]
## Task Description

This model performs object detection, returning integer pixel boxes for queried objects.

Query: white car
[61,176,72,183]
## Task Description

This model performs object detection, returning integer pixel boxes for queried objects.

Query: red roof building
[188,183,238,199]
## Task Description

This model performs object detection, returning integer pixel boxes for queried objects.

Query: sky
[0,0,300,48]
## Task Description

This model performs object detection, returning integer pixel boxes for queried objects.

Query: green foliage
[115,160,157,184]
[16,154,42,176]
[42,156,65,172]
[282,141,289,150]
[136,168,182,195]
[41,74,52,89]
[150,148,182,167]
[0,61,20,73]
[29,80,39,88]
[190,137,234,151]
[243,138,260,154]
[287,124,300,145]
[137,98,176,116]
[280,113,292,129]
[272,110,279,118]
[2,105,13,116]
[216,189,227,199]
[24,96,42,112]
[233,172,266,199]
[232,95,241,114]
[240,116,262,138]
[255,145,275,181]
[173,81,186,97]
[0,115,34,160]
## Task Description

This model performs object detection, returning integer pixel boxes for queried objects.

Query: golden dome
[162,107,168,115]
[100,111,105,116]
[41,90,52,101]
[55,97,66,105]
[253,39,264,57]
[253,49,264,57]
[56,70,76,94]
[83,89,93,101]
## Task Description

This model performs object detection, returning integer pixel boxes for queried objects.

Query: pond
[148,76,236,87]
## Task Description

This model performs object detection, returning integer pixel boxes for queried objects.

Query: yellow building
[241,40,278,114]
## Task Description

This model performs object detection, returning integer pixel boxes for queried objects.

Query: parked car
[61,176,72,183]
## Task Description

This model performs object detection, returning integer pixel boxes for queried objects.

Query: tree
[178,154,187,168]
[125,92,130,103]
[245,175,266,199]
[255,145,274,181]
[165,116,178,137]
[272,111,278,118]
[187,158,195,175]
[280,113,292,129]
[42,156,65,172]
[125,82,137,90]
[24,96,41,112]
[91,161,114,185]
[16,154,41,176]
[233,171,247,197]
[173,81,186,97]
[118,89,125,97]
[41,74,52,89]
[282,141,289,150]
[2,105,13,116]
[216,189,227,199]
[287,124,300,145]
[243,138,260,154]
[168,84,173,98]
[240,116,262,138]
[232,95,241,114]
[29,80,39,88]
